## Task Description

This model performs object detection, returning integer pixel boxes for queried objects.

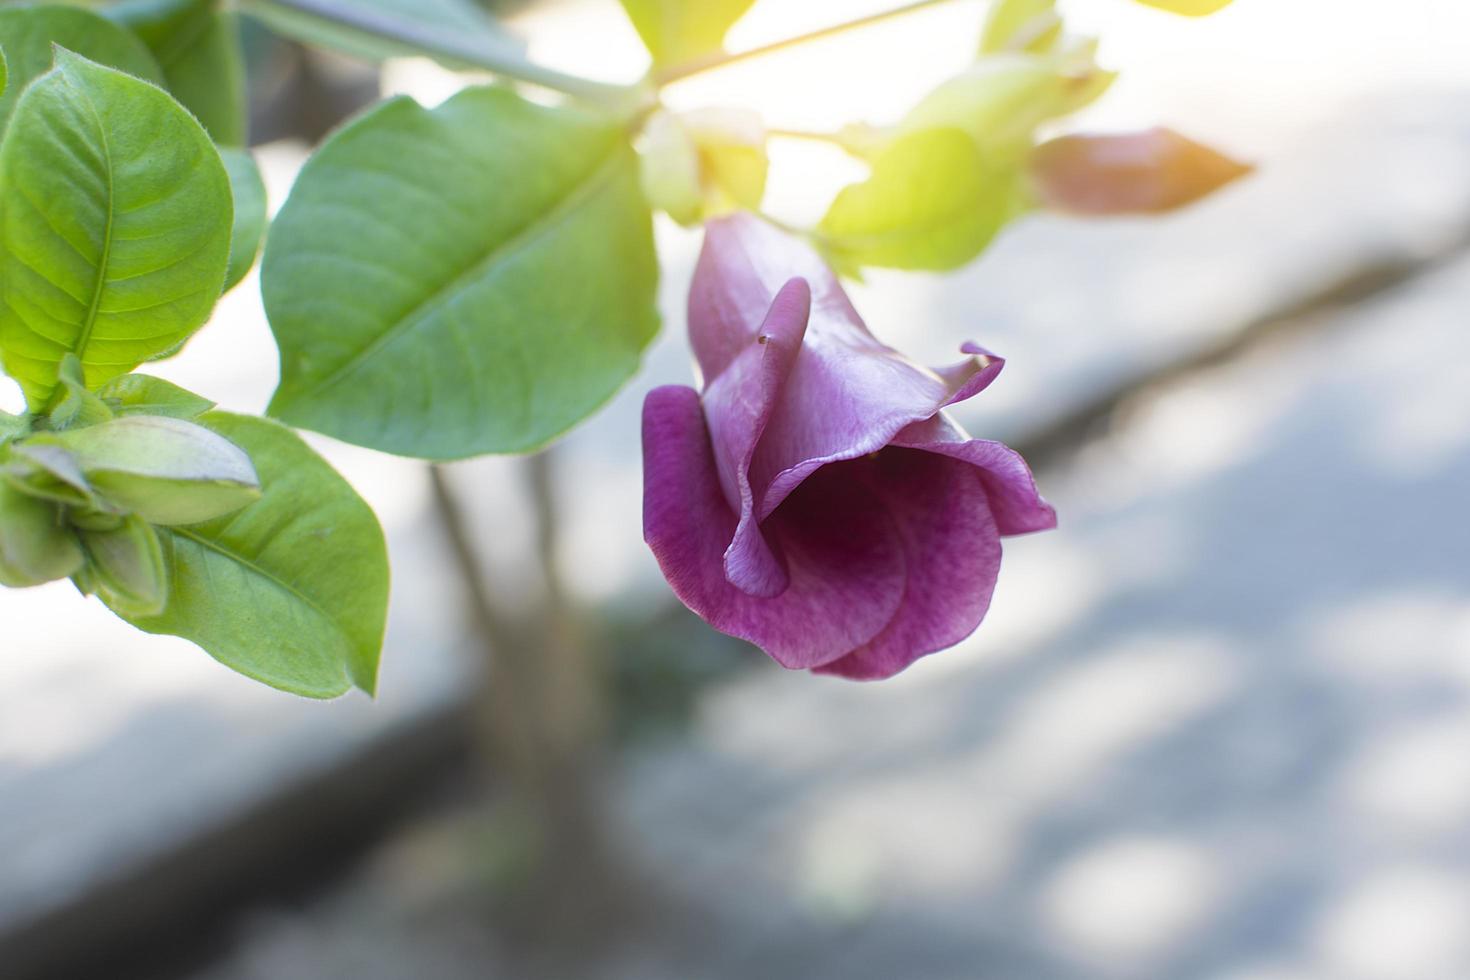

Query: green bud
[31,416,261,526]
[4,441,103,510]
[681,108,768,214]
[76,514,168,618]
[0,481,83,587]
[639,109,705,227]
[47,354,115,431]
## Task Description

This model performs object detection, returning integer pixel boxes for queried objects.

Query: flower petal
[815,447,1001,680]
[935,342,1006,407]
[689,213,865,383]
[894,414,1058,535]
[689,214,1013,522]
[643,385,907,669]
[703,278,810,597]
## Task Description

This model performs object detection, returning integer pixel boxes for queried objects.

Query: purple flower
[642,214,1057,680]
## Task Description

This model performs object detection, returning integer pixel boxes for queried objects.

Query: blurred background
[4,0,1470,978]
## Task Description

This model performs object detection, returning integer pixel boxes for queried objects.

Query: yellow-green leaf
[899,53,1114,161]
[0,50,232,411]
[1134,0,1233,15]
[619,0,755,67]
[980,0,1062,55]
[819,128,1021,272]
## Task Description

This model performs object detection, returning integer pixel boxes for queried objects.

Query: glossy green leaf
[619,0,755,67]
[77,513,167,617]
[819,128,1021,272]
[220,147,267,291]
[0,480,82,587]
[980,0,1062,55]
[1,43,8,98]
[1134,0,1233,14]
[244,0,519,68]
[264,86,659,459]
[121,412,389,699]
[33,414,260,525]
[0,5,163,137]
[0,50,232,412]
[109,0,248,145]
[97,373,215,419]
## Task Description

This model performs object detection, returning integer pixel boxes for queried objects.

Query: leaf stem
[240,0,641,107]
[654,0,968,85]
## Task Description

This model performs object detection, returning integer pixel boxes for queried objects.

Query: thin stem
[767,127,848,145]
[242,0,639,106]
[654,0,968,85]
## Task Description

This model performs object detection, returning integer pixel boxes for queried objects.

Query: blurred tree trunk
[430,451,621,942]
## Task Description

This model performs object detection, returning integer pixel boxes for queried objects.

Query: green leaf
[899,54,1114,161]
[97,372,215,418]
[0,409,26,446]
[1134,0,1233,14]
[818,128,1021,272]
[46,353,115,431]
[244,0,520,69]
[0,479,82,587]
[32,414,260,525]
[76,512,167,617]
[0,50,233,412]
[263,86,659,459]
[121,412,389,699]
[980,0,1062,54]
[1,43,8,98]
[219,147,267,291]
[618,0,755,67]
[108,0,248,146]
[0,5,163,138]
